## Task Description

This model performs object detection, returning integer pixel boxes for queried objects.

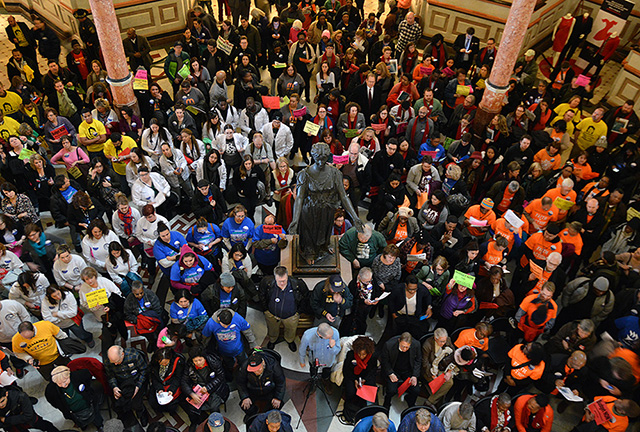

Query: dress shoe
[288,341,297,352]
[267,341,276,349]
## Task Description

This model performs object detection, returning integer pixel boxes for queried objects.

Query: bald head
[216,71,226,82]
[586,198,599,214]
[568,350,587,369]
[107,346,124,364]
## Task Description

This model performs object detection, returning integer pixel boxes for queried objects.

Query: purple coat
[439,290,475,319]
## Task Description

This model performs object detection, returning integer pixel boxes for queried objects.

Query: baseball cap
[328,274,345,292]
[246,352,264,372]
[208,413,225,432]
[525,49,535,57]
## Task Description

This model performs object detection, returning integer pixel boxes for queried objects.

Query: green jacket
[163,49,191,80]
[338,227,386,268]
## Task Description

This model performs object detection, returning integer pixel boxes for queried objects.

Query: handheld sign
[345,129,359,138]
[371,123,386,131]
[303,121,321,136]
[553,197,575,211]
[453,270,475,289]
[262,96,281,110]
[588,399,614,425]
[263,225,283,234]
[85,288,109,308]
[50,125,68,140]
[332,154,349,164]
[356,385,378,403]
[293,106,307,117]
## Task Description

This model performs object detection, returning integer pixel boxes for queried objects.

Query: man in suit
[123,28,153,73]
[349,72,381,124]
[5,16,37,62]
[453,27,479,71]
[381,332,421,409]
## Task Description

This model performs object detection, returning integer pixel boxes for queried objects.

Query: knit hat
[595,136,608,148]
[220,272,235,287]
[398,207,414,218]
[470,151,482,160]
[322,29,331,39]
[481,198,494,209]
[208,413,225,432]
[546,223,560,235]
[592,276,609,292]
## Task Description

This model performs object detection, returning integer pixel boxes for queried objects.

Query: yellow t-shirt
[12,321,61,365]
[11,25,28,47]
[553,103,582,123]
[104,135,138,175]
[0,91,23,115]
[576,118,608,151]
[78,119,107,153]
[0,116,20,142]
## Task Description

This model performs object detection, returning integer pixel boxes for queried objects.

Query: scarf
[321,52,337,69]
[118,208,134,236]
[410,116,429,148]
[430,44,447,67]
[354,353,372,375]
[490,395,512,430]
[29,233,47,257]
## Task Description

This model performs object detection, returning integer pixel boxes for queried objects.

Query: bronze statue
[289,143,363,264]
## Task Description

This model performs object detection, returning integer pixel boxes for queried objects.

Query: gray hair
[561,178,574,189]
[359,267,373,280]
[415,409,432,425]
[497,393,511,406]
[459,402,474,420]
[399,332,412,344]
[372,413,390,429]
[434,328,448,339]
[317,323,333,338]
[103,419,125,432]
[578,319,595,334]
[361,223,373,238]
[547,252,562,264]
[267,410,282,424]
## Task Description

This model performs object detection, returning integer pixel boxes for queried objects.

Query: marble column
[474,0,537,134]
[87,0,137,110]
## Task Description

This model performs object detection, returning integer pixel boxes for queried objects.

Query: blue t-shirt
[186,223,222,256]
[616,315,640,348]
[202,312,250,357]
[153,232,187,276]
[221,217,255,247]
[418,142,445,162]
[252,225,286,266]
[169,298,207,321]
[219,289,232,309]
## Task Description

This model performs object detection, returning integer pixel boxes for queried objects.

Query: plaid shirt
[105,348,148,390]
[396,21,422,53]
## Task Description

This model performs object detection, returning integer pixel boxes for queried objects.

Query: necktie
[368,88,372,106]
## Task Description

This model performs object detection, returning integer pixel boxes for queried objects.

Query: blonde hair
[375,62,391,79]
[446,164,462,181]
[94,98,110,110]
[29,153,47,170]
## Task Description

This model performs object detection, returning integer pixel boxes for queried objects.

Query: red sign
[263,225,283,234]
[262,96,281,110]
[50,125,68,140]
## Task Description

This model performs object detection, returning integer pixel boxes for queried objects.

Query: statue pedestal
[281,235,352,287]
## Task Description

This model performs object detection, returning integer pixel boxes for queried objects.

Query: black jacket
[45,369,98,421]
[453,33,480,65]
[342,350,379,385]
[0,387,38,428]
[150,351,185,395]
[349,83,382,122]
[538,353,588,394]
[249,411,293,432]
[474,396,515,432]
[5,22,35,49]
[389,284,432,317]
[46,88,84,115]
[201,283,247,317]
[259,275,309,314]
[49,180,83,228]
[124,289,163,324]
[181,352,230,401]
[381,335,421,378]
[237,350,286,401]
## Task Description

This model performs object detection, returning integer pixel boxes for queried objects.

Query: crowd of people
[0,4,639,432]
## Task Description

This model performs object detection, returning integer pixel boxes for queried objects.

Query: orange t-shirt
[609,347,640,384]
[572,162,599,181]
[534,149,562,172]
[465,205,497,237]
[392,222,408,244]
[559,229,583,256]
[496,188,516,214]
[454,328,489,351]
[523,232,562,265]
[581,181,610,202]
[491,218,518,251]
[524,199,558,234]
[508,344,545,380]
[544,187,577,220]
[404,243,420,273]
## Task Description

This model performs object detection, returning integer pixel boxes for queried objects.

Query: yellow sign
[85,288,109,309]
[553,197,575,211]
[303,121,321,136]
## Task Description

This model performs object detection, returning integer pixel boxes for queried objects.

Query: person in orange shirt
[454,322,492,351]
[560,221,583,273]
[463,198,496,239]
[524,197,558,234]
[571,151,600,183]
[579,396,640,432]
[579,176,610,204]
[608,347,640,384]
[503,342,546,395]
[479,236,508,276]
[514,282,557,341]
[520,251,563,301]
[520,224,562,268]
[533,142,562,174]
[514,394,553,432]
[490,217,522,253]
[543,178,577,221]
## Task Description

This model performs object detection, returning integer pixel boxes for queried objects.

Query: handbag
[57,337,87,356]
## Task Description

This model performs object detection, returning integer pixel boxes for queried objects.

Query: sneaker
[87,339,95,348]
[288,341,297,352]
[267,341,276,349]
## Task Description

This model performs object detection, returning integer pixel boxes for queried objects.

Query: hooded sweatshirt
[170,244,213,290]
